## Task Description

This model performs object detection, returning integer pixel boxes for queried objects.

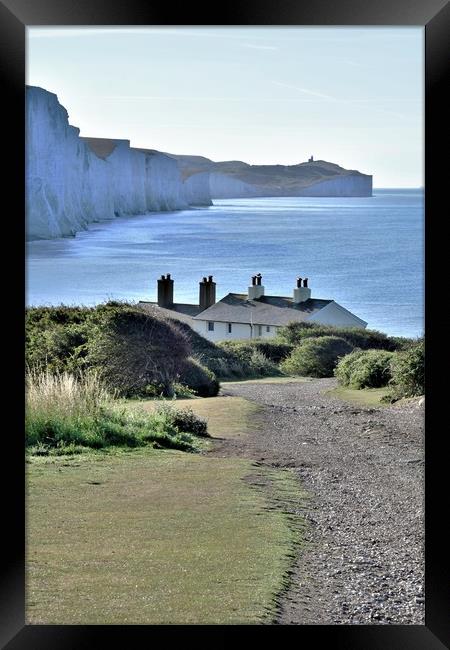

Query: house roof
[139,301,202,325]
[192,293,332,326]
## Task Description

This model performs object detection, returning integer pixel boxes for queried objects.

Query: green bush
[280,336,354,378]
[334,349,395,388]
[26,306,91,373]
[86,304,191,397]
[277,322,399,351]
[178,357,220,397]
[204,355,251,380]
[248,349,280,376]
[219,339,293,364]
[385,340,424,401]
[211,340,285,379]
[388,336,420,351]
[159,404,209,437]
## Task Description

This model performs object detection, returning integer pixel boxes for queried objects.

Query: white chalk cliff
[209,172,260,198]
[26,86,211,240]
[26,86,372,240]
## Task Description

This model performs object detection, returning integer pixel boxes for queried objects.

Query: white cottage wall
[307,301,367,328]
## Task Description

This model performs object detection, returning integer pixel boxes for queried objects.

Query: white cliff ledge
[26,86,212,240]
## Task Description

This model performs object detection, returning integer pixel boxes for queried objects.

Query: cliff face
[182,172,213,206]
[26,87,197,240]
[169,155,373,199]
[295,174,372,197]
[209,172,260,199]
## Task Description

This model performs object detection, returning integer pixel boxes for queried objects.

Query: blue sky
[27,27,423,187]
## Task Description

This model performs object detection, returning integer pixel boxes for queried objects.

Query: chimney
[199,275,216,310]
[293,276,311,304]
[157,273,174,308]
[248,273,265,300]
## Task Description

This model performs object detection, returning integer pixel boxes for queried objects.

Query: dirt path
[214,378,424,625]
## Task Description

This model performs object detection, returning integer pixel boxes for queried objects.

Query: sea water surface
[26,189,424,338]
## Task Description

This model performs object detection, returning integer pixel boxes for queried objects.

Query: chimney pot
[157,273,174,307]
[248,274,265,299]
[297,277,302,288]
[303,278,308,287]
[199,275,216,310]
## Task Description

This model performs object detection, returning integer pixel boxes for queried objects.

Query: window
[208,321,214,331]
[227,323,232,334]
[266,326,270,333]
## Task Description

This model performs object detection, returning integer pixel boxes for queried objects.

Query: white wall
[191,320,279,342]
[307,301,367,328]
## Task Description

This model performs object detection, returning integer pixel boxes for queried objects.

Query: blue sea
[26,189,424,338]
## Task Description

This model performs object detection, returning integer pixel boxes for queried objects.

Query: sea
[26,189,424,338]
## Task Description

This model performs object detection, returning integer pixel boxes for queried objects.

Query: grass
[327,385,390,408]
[26,392,307,624]
[26,450,306,624]
[134,395,259,440]
[26,371,205,453]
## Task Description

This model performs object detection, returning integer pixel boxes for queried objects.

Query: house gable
[307,300,368,328]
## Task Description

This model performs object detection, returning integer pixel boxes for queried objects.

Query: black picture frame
[1,0,449,647]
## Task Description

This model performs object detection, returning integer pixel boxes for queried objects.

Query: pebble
[223,377,424,625]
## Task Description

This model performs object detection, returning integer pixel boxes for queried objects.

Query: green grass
[327,385,389,408]
[134,395,260,440]
[26,394,307,624]
[26,450,306,624]
[26,371,207,454]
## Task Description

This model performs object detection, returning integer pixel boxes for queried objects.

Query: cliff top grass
[327,385,389,408]
[26,395,307,624]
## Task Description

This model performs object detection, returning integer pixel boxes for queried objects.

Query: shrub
[157,404,209,437]
[385,340,424,401]
[26,308,90,373]
[86,304,191,396]
[204,355,250,380]
[178,358,220,397]
[212,340,285,378]
[388,335,422,351]
[219,339,293,364]
[248,349,280,376]
[277,322,399,351]
[280,336,354,378]
[334,349,395,389]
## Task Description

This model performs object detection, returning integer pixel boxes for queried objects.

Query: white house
[139,273,367,342]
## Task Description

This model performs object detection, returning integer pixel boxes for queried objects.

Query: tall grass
[25,371,207,455]
[26,370,111,420]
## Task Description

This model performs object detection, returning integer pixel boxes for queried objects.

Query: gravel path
[216,378,424,625]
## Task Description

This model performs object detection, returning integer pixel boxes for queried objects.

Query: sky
[27,27,424,188]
